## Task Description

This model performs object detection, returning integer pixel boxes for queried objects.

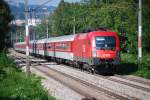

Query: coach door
[44,43,47,57]
[34,43,37,55]
[31,43,33,54]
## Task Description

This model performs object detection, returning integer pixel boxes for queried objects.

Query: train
[14,29,121,73]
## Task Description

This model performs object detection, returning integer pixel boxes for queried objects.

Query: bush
[115,53,138,75]
[0,52,9,68]
[121,53,137,64]
[120,53,150,79]
[0,53,55,99]
[141,54,150,70]
[134,53,150,79]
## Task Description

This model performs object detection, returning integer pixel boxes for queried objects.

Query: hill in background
[9,2,56,19]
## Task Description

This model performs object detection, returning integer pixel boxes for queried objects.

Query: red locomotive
[14,29,121,73]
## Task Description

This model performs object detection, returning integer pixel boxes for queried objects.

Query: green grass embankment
[118,53,150,79]
[0,52,55,99]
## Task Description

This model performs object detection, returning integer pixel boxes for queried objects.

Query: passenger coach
[14,29,121,73]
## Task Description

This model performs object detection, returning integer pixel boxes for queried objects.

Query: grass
[117,53,150,79]
[134,53,150,79]
[0,52,55,100]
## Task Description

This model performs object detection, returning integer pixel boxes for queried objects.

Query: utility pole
[46,9,49,38]
[47,25,49,38]
[43,8,49,38]
[15,32,17,43]
[32,8,36,41]
[11,31,12,47]
[20,32,22,42]
[138,0,142,64]
[25,0,30,76]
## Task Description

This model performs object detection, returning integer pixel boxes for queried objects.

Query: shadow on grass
[0,97,20,100]
[0,69,7,81]
[0,96,49,100]
[115,62,138,75]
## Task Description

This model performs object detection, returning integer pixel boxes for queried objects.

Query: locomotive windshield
[95,36,116,50]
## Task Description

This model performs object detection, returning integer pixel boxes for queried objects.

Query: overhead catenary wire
[24,0,53,76]
[30,0,53,12]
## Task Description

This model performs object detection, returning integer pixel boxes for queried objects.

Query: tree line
[32,0,150,54]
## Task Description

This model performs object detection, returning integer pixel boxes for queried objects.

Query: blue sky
[6,0,81,7]
[28,0,61,6]
[29,0,81,6]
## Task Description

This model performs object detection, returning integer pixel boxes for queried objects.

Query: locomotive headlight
[92,48,97,58]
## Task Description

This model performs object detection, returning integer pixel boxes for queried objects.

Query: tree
[143,0,150,53]
[34,0,150,53]
[0,0,13,51]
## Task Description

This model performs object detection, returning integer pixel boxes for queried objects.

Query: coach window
[48,45,51,49]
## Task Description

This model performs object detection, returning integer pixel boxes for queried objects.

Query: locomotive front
[90,31,121,66]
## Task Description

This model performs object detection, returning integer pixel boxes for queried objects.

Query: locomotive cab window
[95,36,116,50]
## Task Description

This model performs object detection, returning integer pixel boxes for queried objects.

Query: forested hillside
[34,0,150,53]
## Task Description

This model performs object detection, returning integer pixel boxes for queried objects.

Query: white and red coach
[46,34,76,61]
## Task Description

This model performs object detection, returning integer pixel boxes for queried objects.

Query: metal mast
[138,0,142,62]
[25,0,30,76]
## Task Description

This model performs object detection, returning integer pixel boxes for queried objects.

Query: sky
[6,0,81,7]
[29,0,81,6]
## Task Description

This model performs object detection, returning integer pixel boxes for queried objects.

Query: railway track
[114,75,150,86]
[46,64,150,100]
[9,51,150,100]
[12,55,128,100]
[58,64,150,93]
[108,75,150,92]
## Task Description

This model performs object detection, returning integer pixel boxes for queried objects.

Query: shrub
[120,53,150,79]
[0,53,55,99]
